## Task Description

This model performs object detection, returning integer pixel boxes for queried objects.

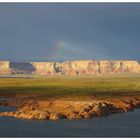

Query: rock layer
[0,60,140,75]
[0,97,140,120]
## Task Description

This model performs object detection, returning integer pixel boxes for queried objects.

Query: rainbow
[50,39,91,60]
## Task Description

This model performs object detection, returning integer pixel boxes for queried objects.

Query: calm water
[0,106,140,137]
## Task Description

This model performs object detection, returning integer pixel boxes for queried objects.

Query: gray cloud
[0,3,140,62]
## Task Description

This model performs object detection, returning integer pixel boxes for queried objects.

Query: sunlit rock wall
[55,60,140,75]
[0,61,11,74]
[0,60,140,75]
[31,62,56,75]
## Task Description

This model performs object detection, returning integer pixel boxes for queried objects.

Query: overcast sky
[0,3,140,62]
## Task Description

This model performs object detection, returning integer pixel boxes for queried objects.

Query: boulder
[49,113,66,120]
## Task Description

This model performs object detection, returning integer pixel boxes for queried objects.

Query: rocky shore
[0,96,140,120]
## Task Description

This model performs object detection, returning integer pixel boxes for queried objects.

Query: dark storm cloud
[0,3,140,62]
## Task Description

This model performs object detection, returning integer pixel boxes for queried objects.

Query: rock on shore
[0,97,140,120]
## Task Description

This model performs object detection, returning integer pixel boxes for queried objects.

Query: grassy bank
[0,73,140,100]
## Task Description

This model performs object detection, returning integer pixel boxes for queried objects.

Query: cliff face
[0,61,11,74]
[0,60,140,75]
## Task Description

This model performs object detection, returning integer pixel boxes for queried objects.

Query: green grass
[0,73,140,100]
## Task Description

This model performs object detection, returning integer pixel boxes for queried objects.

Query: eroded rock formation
[0,97,140,120]
[0,60,140,75]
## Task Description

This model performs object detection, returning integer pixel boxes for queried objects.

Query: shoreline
[0,96,140,120]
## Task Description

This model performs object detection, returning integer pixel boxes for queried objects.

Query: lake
[0,106,140,137]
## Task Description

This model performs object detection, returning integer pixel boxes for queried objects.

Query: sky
[0,3,140,62]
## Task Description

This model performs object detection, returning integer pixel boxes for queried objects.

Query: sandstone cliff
[0,61,11,74]
[0,60,140,75]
